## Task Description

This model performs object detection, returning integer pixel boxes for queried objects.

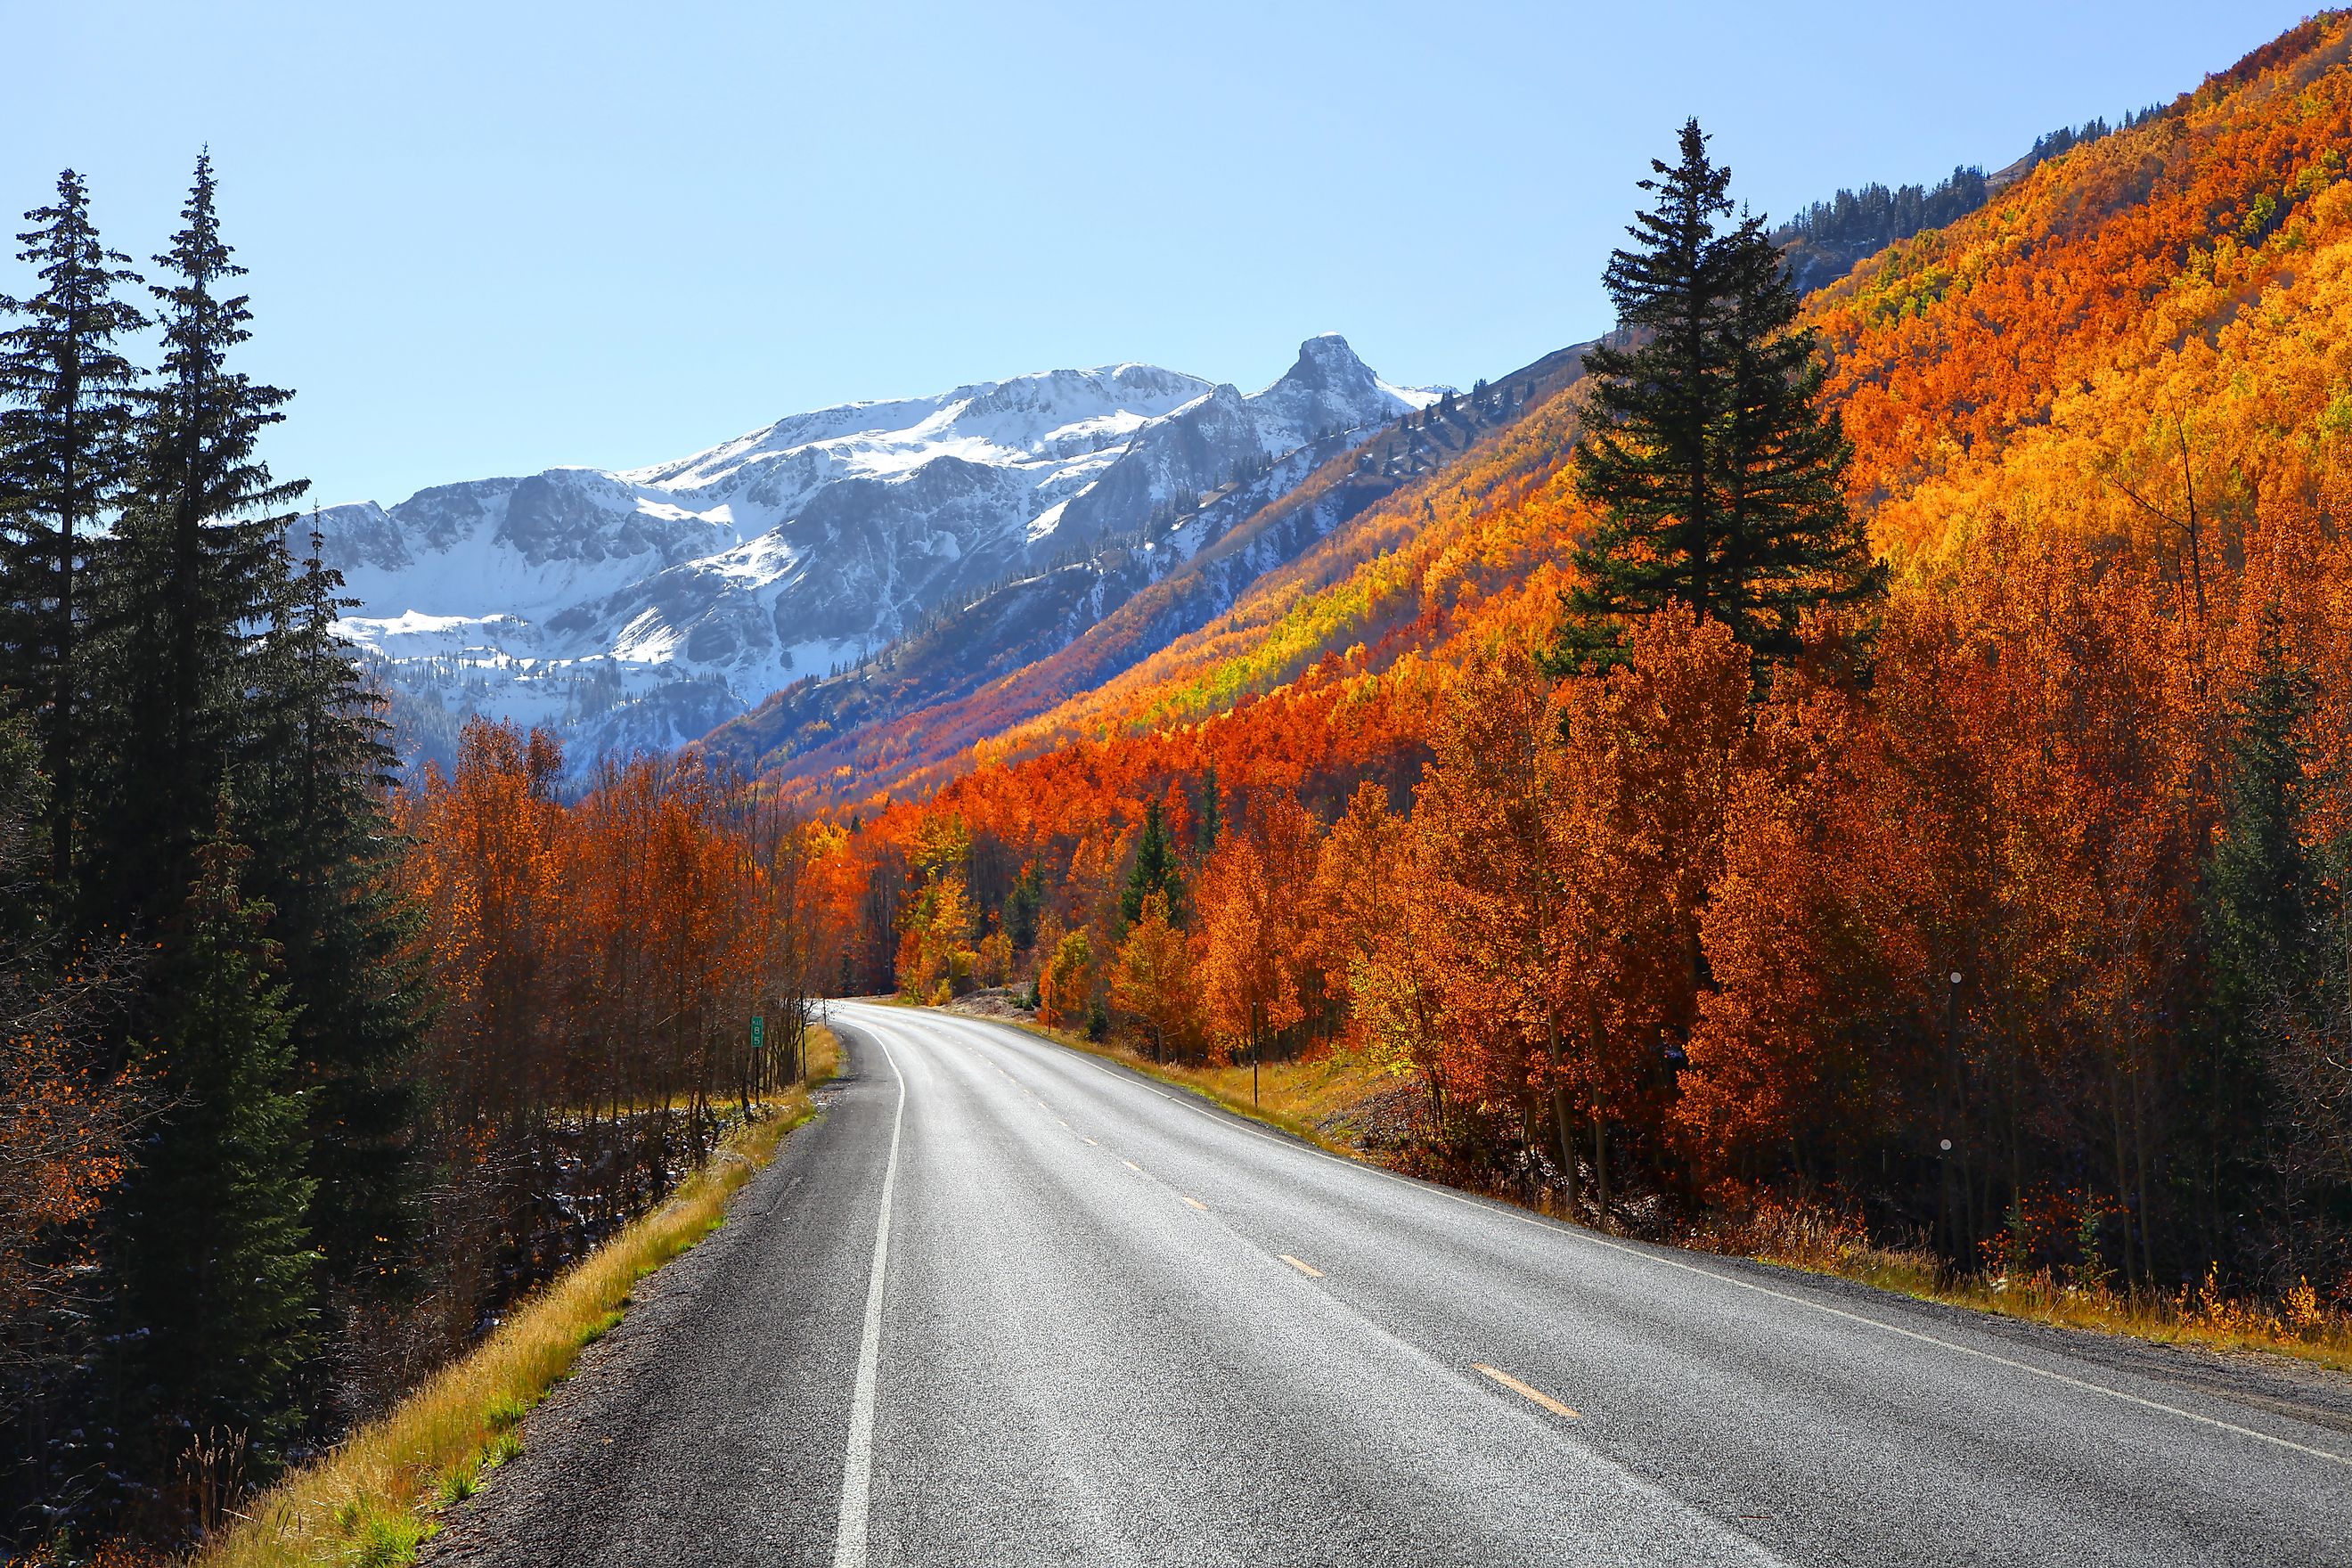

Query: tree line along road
[420,1001,2352,1568]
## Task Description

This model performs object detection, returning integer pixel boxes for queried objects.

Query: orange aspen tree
[1113,891,1196,1061]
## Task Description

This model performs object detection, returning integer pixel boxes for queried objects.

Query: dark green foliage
[0,714,44,953]
[1120,796,1181,928]
[1004,863,1043,953]
[2203,609,2352,1281]
[1556,119,1883,672]
[1772,103,2166,297]
[0,170,146,899]
[115,820,315,1457]
[0,156,427,1528]
[2208,613,2320,1039]
[1192,760,1222,860]
[0,716,143,1537]
[243,529,428,1317]
[85,153,306,936]
[1776,166,1989,292]
[2022,105,2163,172]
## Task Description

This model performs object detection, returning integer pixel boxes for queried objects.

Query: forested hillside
[827,13,2352,1316]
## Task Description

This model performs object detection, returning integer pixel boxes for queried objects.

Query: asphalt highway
[423,1001,2352,1567]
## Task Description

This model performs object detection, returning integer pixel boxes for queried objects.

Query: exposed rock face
[698,339,1601,800]
[315,338,1438,775]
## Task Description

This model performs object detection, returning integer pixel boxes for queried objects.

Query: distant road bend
[424,1002,2352,1568]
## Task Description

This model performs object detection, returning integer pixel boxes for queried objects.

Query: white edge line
[964,1014,2352,1472]
[830,1028,907,1568]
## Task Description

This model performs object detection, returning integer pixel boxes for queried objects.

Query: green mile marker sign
[750,1015,765,1052]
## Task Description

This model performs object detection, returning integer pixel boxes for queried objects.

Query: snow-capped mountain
[310,335,1439,773]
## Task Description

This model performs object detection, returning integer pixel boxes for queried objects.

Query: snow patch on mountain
[314,337,1441,775]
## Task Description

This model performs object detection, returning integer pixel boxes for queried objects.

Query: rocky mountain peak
[321,336,1441,776]
[1278,332,1380,396]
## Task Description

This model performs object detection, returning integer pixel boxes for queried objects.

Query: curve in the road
[421,1002,2352,1568]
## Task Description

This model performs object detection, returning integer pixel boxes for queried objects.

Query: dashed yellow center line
[1057,1119,1068,1128]
[1082,1138,1098,1146]
[1474,1363,1580,1420]
[1122,1160,1142,1172]
[1180,1196,1209,1212]
[1279,1254,1324,1278]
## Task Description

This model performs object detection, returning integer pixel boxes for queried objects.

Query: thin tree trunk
[1592,1115,1610,1232]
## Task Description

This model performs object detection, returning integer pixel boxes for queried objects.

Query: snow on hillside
[311,336,1440,775]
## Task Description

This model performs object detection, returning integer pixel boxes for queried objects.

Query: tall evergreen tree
[114,816,315,1459]
[2202,608,2351,1277]
[1192,761,1223,861]
[0,170,147,897]
[75,156,324,1479]
[1120,796,1181,929]
[2207,610,2320,1047]
[86,152,306,933]
[243,528,427,1331]
[1556,119,1882,670]
[1003,862,1043,954]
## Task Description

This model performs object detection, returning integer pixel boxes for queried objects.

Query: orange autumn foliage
[837,18,2352,1291]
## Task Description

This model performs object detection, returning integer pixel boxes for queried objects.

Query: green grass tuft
[339,1504,433,1567]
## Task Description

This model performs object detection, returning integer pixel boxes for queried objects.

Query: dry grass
[1703,1198,2352,1375]
[1003,1020,1384,1154]
[1925,1266,2352,1372]
[192,1026,838,1568]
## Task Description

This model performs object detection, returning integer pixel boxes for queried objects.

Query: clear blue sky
[3,1,2313,508]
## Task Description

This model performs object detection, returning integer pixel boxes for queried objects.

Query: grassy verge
[198,1025,839,1568]
[1720,1207,2352,1374]
[993,1016,1385,1155]
[989,1012,2352,1377]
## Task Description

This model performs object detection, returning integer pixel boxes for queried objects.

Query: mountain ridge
[698,340,1595,794]
[303,335,1441,772]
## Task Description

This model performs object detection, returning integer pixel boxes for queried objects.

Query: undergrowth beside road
[1703,1200,2352,1376]
[990,1013,1382,1156]
[968,1007,2352,1379]
[192,1027,839,1568]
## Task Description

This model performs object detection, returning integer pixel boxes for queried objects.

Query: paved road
[426,1002,2352,1567]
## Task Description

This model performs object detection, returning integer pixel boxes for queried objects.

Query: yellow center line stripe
[1180,1195,1209,1211]
[1279,1254,1324,1278]
[1122,1160,1142,1172]
[1083,1138,1098,1146]
[1474,1363,1580,1420]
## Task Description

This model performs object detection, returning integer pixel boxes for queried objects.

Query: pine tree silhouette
[1556,119,1882,672]
[0,169,146,897]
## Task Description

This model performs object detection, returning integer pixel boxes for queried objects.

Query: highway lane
[425,1001,2352,1567]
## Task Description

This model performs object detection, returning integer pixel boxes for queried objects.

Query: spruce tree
[1003,863,1042,954]
[1192,761,1223,861]
[243,528,427,1323]
[1556,119,1882,670]
[86,152,306,933]
[1120,796,1181,929]
[2200,607,2342,1269]
[2208,610,2320,1027]
[0,170,146,898]
[115,815,315,1458]
[77,156,321,1473]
